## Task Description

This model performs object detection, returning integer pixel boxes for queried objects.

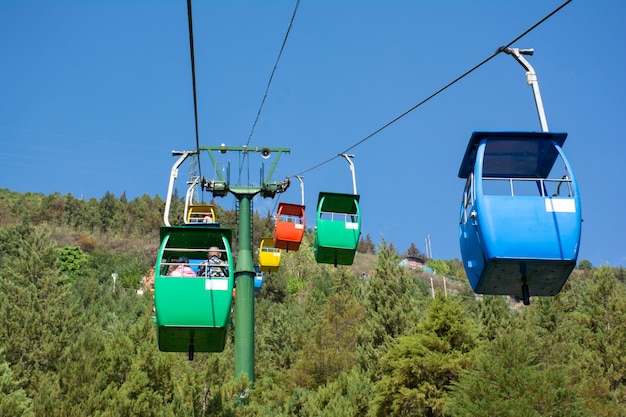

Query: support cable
[292,0,572,177]
[239,0,301,184]
[245,0,301,148]
[187,0,202,179]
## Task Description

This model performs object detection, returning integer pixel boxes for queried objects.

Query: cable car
[154,225,234,359]
[274,202,306,251]
[458,131,582,304]
[259,237,281,273]
[183,177,218,224]
[254,265,264,292]
[186,204,217,224]
[313,191,361,266]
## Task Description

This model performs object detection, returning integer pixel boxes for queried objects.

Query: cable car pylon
[200,145,290,382]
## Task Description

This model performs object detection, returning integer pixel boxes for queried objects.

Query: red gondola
[273,202,306,251]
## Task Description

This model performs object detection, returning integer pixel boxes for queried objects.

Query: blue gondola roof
[458,131,568,179]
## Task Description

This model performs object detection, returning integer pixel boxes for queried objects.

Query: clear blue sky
[1,0,624,267]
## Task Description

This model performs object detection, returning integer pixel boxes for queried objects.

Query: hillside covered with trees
[1,188,625,416]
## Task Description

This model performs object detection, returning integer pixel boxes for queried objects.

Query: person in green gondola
[197,247,228,277]
[168,256,197,277]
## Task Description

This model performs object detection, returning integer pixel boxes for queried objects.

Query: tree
[425,259,451,276]
[0,222,85,417]
[371,294,478,417]
[404,242,426,262]
[476,296,514,341]
[0,356,33,417]
[561,266,626,416]
[356,241,429,379]
[577,259,593,270]
[300,369,374,416]
[58,246,89,283]
[447,327,584,417]
[291,290,365,388]
[357,234,376,254]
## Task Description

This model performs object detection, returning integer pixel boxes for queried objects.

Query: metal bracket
[340,153,357,195]
[502,47,549,132]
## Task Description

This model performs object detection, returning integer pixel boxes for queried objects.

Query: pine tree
[404,242,426,262]
[357,234,376,254]
[0,356,34,417]
[447,326,584,417]
[371,294,478,417]
[356,241,429,379]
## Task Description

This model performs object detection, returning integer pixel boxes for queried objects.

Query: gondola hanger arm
[295,175,305,206]
[164,150,196,226]
[340,153,357,195]
[502,47,549,132]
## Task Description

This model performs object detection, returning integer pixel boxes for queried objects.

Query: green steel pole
[234,194,256,382]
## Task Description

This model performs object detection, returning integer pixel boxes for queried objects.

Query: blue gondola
[254,265,264,293]
[458,131,582,304]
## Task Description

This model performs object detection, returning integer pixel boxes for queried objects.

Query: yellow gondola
[259,237,281,273]
[186,204,217,224]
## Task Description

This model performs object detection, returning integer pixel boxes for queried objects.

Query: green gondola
[313,191,361,266]
[153,225,234,358]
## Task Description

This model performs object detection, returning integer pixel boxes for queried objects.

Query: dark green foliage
[58,246,88,283]
[300,369,374,416]
[0,353,33,417]
[426,259,451,276]
[85,248,150,289]
[577,259,593,270]
[447,327,585,417]
[2,189,626,416]
[356,241,429,379]
[476,295,514,340]
[371,294,477,417]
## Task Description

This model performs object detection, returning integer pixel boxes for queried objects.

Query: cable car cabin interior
[185,204,217,225]
[273,202,306,251]
[458,131,581,304]
[314,191,361,266]
[259,237,281,273]
[154,225,234,358]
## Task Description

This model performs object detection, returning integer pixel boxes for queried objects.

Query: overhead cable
[187,0,202,178]
[293,0,572,177]
[238,0,301,185]
[245,0,301,148]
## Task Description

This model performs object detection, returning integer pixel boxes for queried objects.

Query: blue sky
[1,0,624,267]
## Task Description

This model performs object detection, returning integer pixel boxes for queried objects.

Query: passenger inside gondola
[197,247,228,277]
[168,257,197,277]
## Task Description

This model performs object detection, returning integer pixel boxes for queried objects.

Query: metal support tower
[200,145,290,382]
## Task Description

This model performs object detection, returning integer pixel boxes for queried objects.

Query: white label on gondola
[545,199,576,213]
[205,279,229,291]
[345,222,359,230]
[295,224,304,229]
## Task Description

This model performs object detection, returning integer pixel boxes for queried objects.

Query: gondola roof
[458,131,568,179]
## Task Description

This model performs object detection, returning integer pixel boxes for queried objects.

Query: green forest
[1,188,625,417]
